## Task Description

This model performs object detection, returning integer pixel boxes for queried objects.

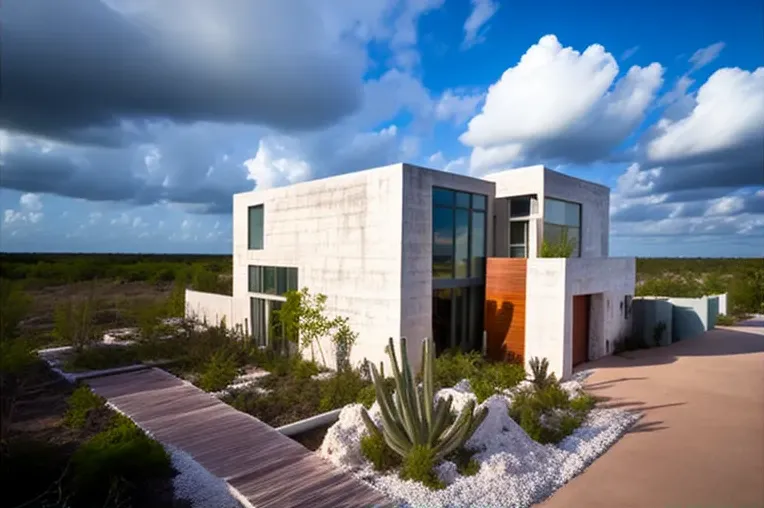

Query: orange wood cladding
[484,258,527,362]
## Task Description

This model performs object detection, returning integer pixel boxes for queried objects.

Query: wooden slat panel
[484,258,527,362]
[87,368,389,508]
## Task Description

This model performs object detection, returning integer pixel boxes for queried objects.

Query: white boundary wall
[185,289,233,328]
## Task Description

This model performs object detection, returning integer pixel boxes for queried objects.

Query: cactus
[360,337,488,460]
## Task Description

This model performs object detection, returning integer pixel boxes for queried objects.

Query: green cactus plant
[360,337,488,460]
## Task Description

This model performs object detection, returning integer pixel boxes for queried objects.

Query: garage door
[572,295,590,366]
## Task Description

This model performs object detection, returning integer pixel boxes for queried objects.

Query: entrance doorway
[572,295,590,366]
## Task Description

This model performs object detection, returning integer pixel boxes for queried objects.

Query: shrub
[716,314,739,326]
[399,445,445,490]
[227,376,321,427]
[509,382,594,444]
[469,361,526,402]
[64,386,106,429]
[357,377,396,408]
[446,447,480,477]
[53,292,100,351]
[318,370,368,413]
[360,431,400,471]
[431,348,482,389]
[0,279,30,341]
[332,318,358,372]
[528,357,555,390]
[197,350,239,392]
[71,416,171,504]
[65,344,141,372]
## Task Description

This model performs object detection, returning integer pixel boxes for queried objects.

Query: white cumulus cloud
[460,35,663,174]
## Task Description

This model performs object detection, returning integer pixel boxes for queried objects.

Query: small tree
[165,270,187,318]
[539,229,576,258]
[53,286,98,351]
[333,317,358,372]
[274,287,349,367]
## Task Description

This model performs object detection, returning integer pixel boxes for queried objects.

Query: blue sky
[1,0,762,257]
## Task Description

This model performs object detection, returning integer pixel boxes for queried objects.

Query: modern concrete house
[186,163,635,379]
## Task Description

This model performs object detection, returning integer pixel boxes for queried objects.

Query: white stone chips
[317,377,640,508]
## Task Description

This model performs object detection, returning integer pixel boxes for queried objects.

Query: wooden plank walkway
[87,368,390,508]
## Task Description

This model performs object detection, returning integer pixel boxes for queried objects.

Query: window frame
[247,205,264,250]
[543,197,582,257]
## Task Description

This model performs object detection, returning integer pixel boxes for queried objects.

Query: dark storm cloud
[1,0,366,144]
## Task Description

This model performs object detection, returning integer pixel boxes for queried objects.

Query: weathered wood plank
[86,368,389,508]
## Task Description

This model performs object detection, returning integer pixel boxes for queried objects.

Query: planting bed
[318,372,640,508]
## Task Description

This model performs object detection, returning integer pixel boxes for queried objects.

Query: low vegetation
[430,348,526,401]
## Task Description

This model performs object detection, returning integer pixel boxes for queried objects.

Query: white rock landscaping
[318,374,640,508]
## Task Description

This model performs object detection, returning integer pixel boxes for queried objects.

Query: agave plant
[360,337,488,460]
[528,356,555,389]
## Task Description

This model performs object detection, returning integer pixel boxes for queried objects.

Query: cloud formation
[460,35,663,173]
[463,0,499,48]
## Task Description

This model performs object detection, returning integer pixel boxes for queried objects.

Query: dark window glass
[565,201,581,227]
[250,297,266,346]
[263,266,277,294]
[269,300,284,344]
[276,267,288,295]
[510,221,527,245]
[454,209,469,278]
[472,194,486,211]
[456,192,471,208]
[433,188,455,206]
[468,285,484,352]
[470,211,486,277]
[510,246,526,258]
[454,287,469,351]
[286,267,298,292]
[433,206,454,278]
[545,198,580,227]
[543,223,581,257]
[510,197,531,218]
[432,289,452,355]
[248,266,261,292]
[248,205,264,250]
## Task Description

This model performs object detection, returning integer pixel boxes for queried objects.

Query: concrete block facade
[524,258,635,378]
[187,161,635,379]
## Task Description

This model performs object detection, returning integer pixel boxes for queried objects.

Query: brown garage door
[572,295,590,366]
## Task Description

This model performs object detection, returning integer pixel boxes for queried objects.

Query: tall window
[432,188,487,280]
[248,205,264,250]
[508,196,535,258]
[544,198,581,257]
[431,187,487,355]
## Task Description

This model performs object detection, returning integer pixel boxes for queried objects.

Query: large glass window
[250,298,284,348]
[248,205,264,250]
[509,221,528,258]
[432,186,488,354]
[432,186,487,280]
[544,198,581,257]
[248,265,298,295]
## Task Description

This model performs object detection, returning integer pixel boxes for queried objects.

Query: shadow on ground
[578,325,764,371]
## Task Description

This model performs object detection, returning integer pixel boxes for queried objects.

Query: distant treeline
[636,257,764,315]
[0,253,232,293]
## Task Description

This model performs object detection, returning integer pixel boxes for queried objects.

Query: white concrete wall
[481,166,610,258]
[400,164,496,371]
[525,258,568,377]
[524,257,636,379]
[565,257,636,370]
[713,293,728,315]
[185,289,233,328]
[231,164,405,371]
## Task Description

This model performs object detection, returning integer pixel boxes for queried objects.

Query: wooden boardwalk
[87,368,390,508]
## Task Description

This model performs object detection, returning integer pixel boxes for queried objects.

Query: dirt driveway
[541,317,764,508]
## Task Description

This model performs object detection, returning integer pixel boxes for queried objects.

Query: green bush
[432,349,482,389]
[197,350,239,392]
[64,386,106,429]
[71,416,172,504]
[64,345,141,372]
[227,376,321,427]
[399,445,445,490]
[318,370,368,413]
[716,314,740,326]
[360,431,400,471]
[509,382,594,444]
[446,447,480,477]
[469,362,525,402]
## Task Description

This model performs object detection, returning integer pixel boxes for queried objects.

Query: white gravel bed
[318,376,640,508]
[168,446,242,508]
[311,371,335,381]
